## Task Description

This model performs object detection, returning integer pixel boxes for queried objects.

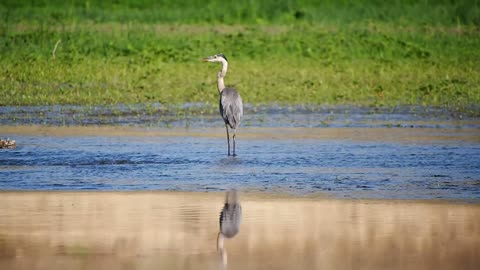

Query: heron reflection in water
[217,190,242,269]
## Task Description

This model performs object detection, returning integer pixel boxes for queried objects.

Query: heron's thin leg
[232,131,237,156]
[217,232,223,251]
[225,124,230,156]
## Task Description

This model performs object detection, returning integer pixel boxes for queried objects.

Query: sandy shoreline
[1,191,479,270]
[2,124,480,143]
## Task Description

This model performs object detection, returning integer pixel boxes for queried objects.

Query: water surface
[0,191,478,270]
[1,125,479,200]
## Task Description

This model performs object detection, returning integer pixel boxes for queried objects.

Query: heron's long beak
[202,55,214,62]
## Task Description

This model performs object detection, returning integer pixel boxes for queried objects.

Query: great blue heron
[203,53,243,156]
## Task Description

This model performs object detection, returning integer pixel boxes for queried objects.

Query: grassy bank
[0,1,479,112]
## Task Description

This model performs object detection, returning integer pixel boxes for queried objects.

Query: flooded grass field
[2,1,480,268]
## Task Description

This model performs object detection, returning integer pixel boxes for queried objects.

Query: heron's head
[203,53,228,63]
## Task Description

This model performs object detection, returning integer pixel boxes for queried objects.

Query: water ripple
[0,133,479,201]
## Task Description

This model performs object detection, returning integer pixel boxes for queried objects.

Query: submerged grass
[0,0,479,113]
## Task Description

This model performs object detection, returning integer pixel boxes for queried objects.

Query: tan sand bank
[2,125,480,143]
[0,191,478,270]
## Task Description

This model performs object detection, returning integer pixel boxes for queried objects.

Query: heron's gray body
[220,87,243,130]
[204,53,243,156]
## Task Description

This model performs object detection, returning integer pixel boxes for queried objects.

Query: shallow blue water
[1,133,479,200]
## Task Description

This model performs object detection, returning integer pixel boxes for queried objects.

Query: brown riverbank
[2,125,480,143]
[0,191,478,270]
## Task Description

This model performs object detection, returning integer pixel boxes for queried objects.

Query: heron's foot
[232,153,237,157]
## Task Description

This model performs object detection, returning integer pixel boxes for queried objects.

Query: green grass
[2,0,480,25]
[1,0,479,113]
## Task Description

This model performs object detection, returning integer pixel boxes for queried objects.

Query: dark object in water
[0,138,16,149]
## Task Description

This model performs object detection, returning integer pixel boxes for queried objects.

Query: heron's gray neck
[217,59,228,94]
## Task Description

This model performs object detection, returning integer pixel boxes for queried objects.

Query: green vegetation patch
[0,0,479,112]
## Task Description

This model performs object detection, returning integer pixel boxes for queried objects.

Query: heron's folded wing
[221,88,243,129]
